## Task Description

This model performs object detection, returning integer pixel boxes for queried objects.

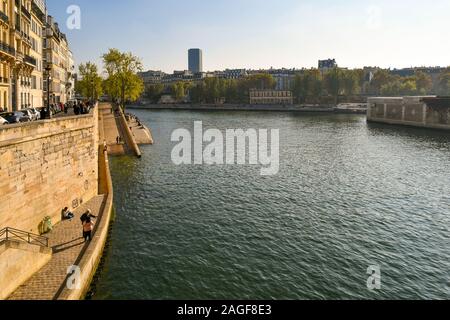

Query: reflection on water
[94,110,450,300]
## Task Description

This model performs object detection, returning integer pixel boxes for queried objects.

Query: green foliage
[371,69,395,95]
[75,62,103,100]
[170,82,190,101]
[189,73,276,104]
[145,84,164,103]
[373,70,434,97]
[102,48,144,107]
[293,69,322,103]
[415,71,433,94]
[380,77,417,96]
[438,68,450,95]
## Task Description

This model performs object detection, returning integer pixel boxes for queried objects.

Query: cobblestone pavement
[8,195,106,300]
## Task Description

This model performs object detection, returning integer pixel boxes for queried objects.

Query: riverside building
[0,1,73,111]
[44,16,69,105]
[0,0,37,111]
[249,89,294,105]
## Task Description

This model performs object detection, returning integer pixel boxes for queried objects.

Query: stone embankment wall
[0,109,99,234]
[56,144,114,300]
[0,241,52,300]
[130,103,335,112]
[367,97,450,130]
[118,108,142,157]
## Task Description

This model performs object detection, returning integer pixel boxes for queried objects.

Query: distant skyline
[48,0,450,73]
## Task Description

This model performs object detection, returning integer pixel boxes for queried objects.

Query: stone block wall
[0,111,99,234]
[0,241,52,300]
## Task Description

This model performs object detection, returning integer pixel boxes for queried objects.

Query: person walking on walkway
[82,217,94,242]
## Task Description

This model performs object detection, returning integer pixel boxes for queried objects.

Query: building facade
[30,0,46,108]
[44,16,71,105]
[0,0,39,111]
[0,1,73,112]
[188,48,203,74]
[249,89,294,105]
[318,59,337,72]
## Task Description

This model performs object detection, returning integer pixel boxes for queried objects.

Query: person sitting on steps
[62,207,74,220]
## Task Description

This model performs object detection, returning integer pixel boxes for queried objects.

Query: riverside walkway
[8,195,105,300]
[99,103,129,155]
[8,104,115,300]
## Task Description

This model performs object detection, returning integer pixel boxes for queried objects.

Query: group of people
[62,207,97,242]
[126,113,143,127]
[72,100,95,115]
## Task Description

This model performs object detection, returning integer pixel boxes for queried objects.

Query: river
[93,109,450,300]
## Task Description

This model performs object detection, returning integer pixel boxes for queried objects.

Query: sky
[47,0,450,73]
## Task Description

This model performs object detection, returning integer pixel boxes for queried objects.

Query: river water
[94,109,450,300]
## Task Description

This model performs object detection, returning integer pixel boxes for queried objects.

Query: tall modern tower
[188,49,203,73]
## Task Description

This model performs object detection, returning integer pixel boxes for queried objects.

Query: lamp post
[45,65,52,119]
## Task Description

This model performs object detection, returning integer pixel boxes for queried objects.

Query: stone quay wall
[0,110,99,234]
[56,144,114,300]
[367,96,450,131]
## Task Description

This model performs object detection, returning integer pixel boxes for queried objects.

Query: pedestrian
[80,209,97,224]
[82,217,94,242]
[116,136,120,144]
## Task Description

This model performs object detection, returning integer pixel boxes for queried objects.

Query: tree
[170,82,188,101]
[438,68,450,95]
[293,69,322,103]
[102,48,144,109]
[324,67,344,104]
[380,76,417,96]
[415,71,433,95]
[145,84,164,103]
[75,62,103,100]
[245,73,276,90]
[341,69,360,96]
[371,69,395,95]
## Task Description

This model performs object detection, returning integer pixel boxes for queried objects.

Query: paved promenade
[99,103,129,156]
[128,114,154,145]
[8,195,105,300]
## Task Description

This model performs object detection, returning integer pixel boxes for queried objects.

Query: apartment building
[0,0,36,111]
[44,16,66,105]
[30,0,46,108]
[249,89,294,105]
[0,0,14,110]
[0,1,72,112]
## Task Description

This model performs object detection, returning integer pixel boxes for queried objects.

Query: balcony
[24,55,37,67]
[20,31,31,44]
[0,41,16,56]
[21,5,31,21]
[0,11,9,24]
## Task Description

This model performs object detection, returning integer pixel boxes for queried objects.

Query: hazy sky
[47,0,450,73]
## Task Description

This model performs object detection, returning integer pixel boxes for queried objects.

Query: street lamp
[45,65,52,119]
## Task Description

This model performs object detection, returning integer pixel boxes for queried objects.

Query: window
[32,76,36,89]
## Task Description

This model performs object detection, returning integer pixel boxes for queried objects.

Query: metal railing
[0,11,9,24]
[25,55,37,66]
[0,227,49,248]
[21,5,31,20]
[0,41,16,56]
